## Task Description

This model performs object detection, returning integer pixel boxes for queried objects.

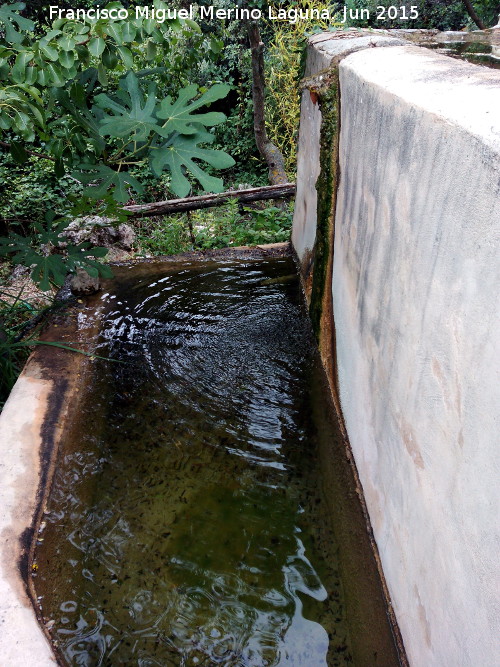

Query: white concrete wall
[291,87,322,266]
[292,34,406,272]
[0,372,56,665]
[331,46,500,665]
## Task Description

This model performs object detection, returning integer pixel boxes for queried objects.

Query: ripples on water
[35,258,354,666]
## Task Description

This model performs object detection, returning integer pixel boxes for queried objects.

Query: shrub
[136,200,294,255]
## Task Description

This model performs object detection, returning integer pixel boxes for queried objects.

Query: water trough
[1,26,499,667]
[0,247,405,665]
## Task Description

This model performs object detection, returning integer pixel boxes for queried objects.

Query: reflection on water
[35,258,353,666]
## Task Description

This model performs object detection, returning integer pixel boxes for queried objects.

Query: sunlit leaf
[116,45,133,69]
[121,23,136,43]
[156,83,230,135]
[150,129,235,197]
[106,22,123,46]
[89,37,106,58]
[57,35,76,51]
[39,42,59,62]
[94,71,158,141]
[59,49,75,69]
[11,51,33,83]
[24,66,37,85]
[46,63,65,86]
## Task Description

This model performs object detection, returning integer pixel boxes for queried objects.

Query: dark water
[34,258,400,666]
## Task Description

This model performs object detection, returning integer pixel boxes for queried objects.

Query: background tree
[247,19,288,185]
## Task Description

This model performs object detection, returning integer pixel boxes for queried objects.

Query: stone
[61,217,136,251]
[70,268,100,296]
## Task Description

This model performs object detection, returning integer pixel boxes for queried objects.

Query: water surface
[34,257,399,666]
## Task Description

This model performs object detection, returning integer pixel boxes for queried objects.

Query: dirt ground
[0,262,54,309]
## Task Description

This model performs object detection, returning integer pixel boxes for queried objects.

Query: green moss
[308,70,340,339]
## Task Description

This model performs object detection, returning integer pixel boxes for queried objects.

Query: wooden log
[124,183,295,218]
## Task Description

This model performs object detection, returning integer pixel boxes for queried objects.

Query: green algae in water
[34,259,375,665]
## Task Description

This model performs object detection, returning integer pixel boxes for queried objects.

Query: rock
[61,217,136,251]
[104,247,135,262]
[70,268,100,296]
[59,216,110,246]
[55,275,75,303]
[10,264,30,279]
[91,222,135,250]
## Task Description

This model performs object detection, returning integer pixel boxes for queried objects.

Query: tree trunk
[247,21,288,185]
[124,183,295,218]
[462,0,486,29]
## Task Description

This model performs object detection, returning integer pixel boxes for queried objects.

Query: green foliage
[0,282,50,405]
[340,0,499,30]
[0,279,117,406]
[0,152,83,229]
[155,82,229,134]
[0,1,235,288]
[0,6,234,199]
[1,234,108,292]
[181,11,266,185]
[95,71,164,141]
[73,163,145,202]
[0,0,234,190]
[1,0,190,101]
[78,73,235,197]
[136,216,191,255]
[0,202,120,290]
[0,2,34,44]
[137,201,294,255]
[193,202,293,249]
[0,1,230,164]
[150,127,235,197]
[417,0,471,29]
[482,0,500,26]
[264,0,335,177]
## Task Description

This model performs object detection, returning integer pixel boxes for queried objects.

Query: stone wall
[293,32,500,666]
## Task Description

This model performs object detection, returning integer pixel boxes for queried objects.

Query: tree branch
[0,140,55,162]
[462,0,486,30]
[124,183,295,218]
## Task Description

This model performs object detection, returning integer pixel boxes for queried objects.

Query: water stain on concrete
[400,418,425,469]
